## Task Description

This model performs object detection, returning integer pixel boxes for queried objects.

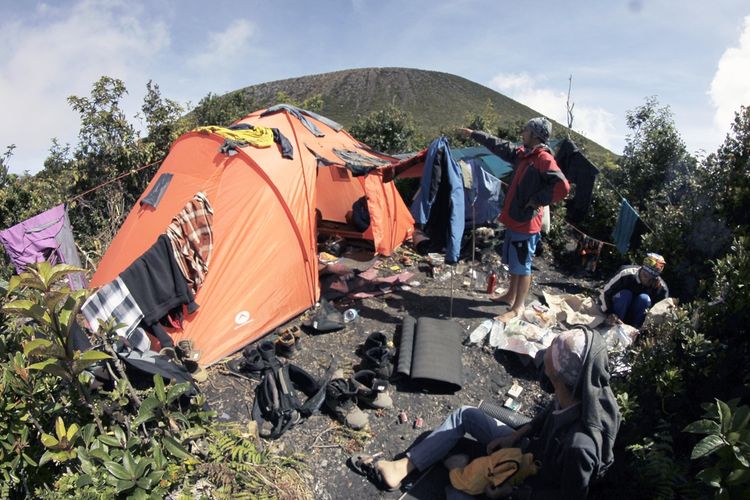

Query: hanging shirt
[81,277,150,352]
[194,125,275,148]
[0,204,87,289]
[612,199,639,254]
[165,192,214,294]
[555,139,599,222]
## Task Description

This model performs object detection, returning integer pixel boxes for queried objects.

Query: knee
[635,293,652,308]
[452,406,481,423]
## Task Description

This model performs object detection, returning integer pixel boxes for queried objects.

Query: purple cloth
[0,204,87,289]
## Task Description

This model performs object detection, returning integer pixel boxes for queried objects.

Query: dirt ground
[198,236,601,500]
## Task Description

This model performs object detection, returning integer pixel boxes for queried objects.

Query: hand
[457,127,473,138]
[486,434,516,454]
[485,483,513,499]
[606,313,622,326]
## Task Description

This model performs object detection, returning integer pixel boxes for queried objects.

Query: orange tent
[90,106,414,365]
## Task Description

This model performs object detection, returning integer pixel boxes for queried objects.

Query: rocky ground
[197,236,602,500]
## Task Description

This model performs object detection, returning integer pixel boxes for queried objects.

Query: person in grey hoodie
[353,328,620,499]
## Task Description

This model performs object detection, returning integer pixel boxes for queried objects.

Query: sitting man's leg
[611,289,634,324]
[377,406,513,489]
[627,293,652,328]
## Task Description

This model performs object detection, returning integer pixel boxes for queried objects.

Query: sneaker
[325,377,369,430]
[176,339,201,363]
[351,370,393,409]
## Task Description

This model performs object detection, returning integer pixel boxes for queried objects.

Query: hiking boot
[363,346,394,379]
[275,328,300,359]
[363,331,388,350]
[351,370,393,409]
[226,346,264,378]
[176,339,201,363]
[325,377,369,430]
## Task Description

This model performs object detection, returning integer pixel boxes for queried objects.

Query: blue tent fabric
[451,146,513,180]
[464,158,503,224]
[411,137,465,263]
[612,198,639,254]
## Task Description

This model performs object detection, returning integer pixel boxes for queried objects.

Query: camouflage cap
[550,329,587,388]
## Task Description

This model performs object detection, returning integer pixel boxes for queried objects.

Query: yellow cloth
[448,448,539,495]
[194,125,275,148]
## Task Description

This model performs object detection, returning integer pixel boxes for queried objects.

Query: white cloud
[0,0,169,174]
[489,72,619,151]
[709,15,750,137]
[187,20,256,73]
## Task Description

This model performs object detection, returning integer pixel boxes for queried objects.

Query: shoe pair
[325,369,393,430]
[227,343,266,378]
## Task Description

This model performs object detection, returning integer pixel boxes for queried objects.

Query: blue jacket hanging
[410,137,465,263]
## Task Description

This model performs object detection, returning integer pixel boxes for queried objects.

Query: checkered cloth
[165,192,214,294]
[81,277,150,352]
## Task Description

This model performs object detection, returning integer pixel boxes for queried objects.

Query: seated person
[599,253,669,328]
[352,329,621,499]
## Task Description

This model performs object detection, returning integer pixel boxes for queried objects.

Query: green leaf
[76,474,93,488]
[726,468,750,485]
[23,338,53,356]
[161,435,192,461]
[79,350,111,362]
[104,460,133,481]
[45,264,86,288]
[113,425,126,446]
[153,374,166,402]
[41,433,59,448]
[122,451,136,476]
[692,434,726,459]
[66,422,80,442]
[89,447,111,462]
[697,466,723,488]
[135,477,153,491]
[684,419,722,435]
[718,399,733,434]
[731,406,750,433]
[81,423,97,447]
[55,417,66,441]
[732,445,750,467]
[21,452,38,467]
[2,300,50,324]
[115,479,136,494]
[98,435,122,448]
[28,357,59,371]
[7,274,46,293]
[38,450,54,466]
[166,382,190,403]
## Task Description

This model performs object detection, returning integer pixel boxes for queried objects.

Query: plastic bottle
[343,308,359,323]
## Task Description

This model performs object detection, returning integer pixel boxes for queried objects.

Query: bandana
[642,253,666,276]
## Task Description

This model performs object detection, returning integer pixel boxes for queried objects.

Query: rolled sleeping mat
[396,315,416,377]
[410,317,463,392]
[478,400,532,429]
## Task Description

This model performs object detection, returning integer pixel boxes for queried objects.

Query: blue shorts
[501,230,541,276]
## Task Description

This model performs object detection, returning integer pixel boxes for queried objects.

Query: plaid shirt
[165,192,214,294]
[81,277,150,352]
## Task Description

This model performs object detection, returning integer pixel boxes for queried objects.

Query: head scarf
[550,329,587,388]
[525,117,552,143]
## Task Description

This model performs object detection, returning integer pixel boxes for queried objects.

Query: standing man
[459,119,569,322]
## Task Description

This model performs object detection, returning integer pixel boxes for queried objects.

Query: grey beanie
[525,117,552,143]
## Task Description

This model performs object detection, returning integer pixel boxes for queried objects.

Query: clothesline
[564,219,616,248]
[66,158,164,205]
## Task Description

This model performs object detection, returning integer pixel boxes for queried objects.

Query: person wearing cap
[458,119,570,322]
[599,253,669,328]
[352,329,621,498]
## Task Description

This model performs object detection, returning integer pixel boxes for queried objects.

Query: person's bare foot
[495,307,523,323]
[490,293,514,305]
[376,458,412,490]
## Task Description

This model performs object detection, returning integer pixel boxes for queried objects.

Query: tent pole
[449,265,454,318]
[471,202,476,293]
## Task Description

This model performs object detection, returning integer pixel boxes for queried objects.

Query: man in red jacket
[459,119,569,322]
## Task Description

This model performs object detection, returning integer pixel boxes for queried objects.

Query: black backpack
[251,340,336,439]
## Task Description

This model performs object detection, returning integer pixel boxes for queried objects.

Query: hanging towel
[194,125,275,148]
[612,199,639,254]
[81,277,150,352]
[0,204,87,289]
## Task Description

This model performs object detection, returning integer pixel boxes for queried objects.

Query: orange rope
[66,158,163,204]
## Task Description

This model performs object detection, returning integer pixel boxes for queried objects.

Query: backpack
[251,340,336,439]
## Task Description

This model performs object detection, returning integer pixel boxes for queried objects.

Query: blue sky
[1,0,749,174]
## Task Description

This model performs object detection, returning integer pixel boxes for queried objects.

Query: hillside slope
[231,67,615,162]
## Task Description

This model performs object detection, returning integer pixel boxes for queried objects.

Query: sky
[1,0,749,174]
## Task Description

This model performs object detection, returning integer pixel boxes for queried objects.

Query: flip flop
[348,454,400,492]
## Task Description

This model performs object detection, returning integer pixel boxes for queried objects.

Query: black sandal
[348,454,401,492]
